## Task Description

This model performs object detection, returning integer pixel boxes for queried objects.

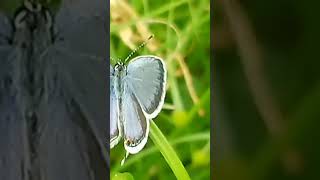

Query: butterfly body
[113,62,126,100]
[13,2,53,112]
[110,56,167,154]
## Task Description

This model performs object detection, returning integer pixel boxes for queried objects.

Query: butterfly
[110,37,167,155]
[0,0,108,179]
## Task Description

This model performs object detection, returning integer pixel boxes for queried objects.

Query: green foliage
[110,0,210,179]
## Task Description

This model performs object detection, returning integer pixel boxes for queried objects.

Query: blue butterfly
[110,38,167,155]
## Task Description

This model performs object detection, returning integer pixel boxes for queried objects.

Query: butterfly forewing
[43,47,109,152]
[125,56,166,118]
[38,0,109,177]
[55,0,107,57]
[49,0,109,158]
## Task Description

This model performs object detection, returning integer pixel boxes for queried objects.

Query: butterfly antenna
[123,35,154,63]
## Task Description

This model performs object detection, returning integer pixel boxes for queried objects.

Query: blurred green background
[214,0,320,179]
[111,0,210,179]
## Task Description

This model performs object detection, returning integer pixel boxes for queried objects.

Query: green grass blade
[150,121,191,180]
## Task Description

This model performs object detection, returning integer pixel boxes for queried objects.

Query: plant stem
[150,121,191,180]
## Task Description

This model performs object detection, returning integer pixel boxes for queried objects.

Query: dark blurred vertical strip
[210,0,215,180]
[0,0,111,179]
[106,0,111,179]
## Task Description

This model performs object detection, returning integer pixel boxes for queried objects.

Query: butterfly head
[114,62,127,74]
[14,0,52,31]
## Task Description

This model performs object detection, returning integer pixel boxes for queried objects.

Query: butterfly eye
[115,63,123,71]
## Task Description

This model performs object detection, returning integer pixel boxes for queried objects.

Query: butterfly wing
[121,81,150,154]
[126,56,167,118]
[120,56,166,154]
[54,0,109,158]
[38,48,108,179]
[55,0,107,57]
[34,0,108,178]
[110,65,122,148]
[53,0,109,150]
[0,55,26,180]
[0,14,27,180]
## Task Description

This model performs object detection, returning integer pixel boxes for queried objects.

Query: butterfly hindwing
[38,88,106,179]
[110,65,122,148]
[122,82,150,154]
[0,50,26,180]
[0,77,25,180]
